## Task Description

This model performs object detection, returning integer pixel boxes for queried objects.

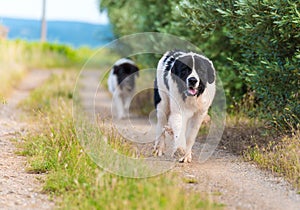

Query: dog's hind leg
[122,93,132,119]
[154,94,169,156]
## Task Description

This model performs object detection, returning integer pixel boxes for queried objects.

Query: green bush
[214,0,300,130]
[100,0,300,131]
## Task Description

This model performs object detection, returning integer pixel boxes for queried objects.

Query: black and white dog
[154,50,216,163]
[108,58,139,119]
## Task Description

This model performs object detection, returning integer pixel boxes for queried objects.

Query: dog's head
[113,60,139,90]
[171,53,215,98]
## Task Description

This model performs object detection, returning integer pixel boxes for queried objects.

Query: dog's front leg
[169,112,187,157]
[179,112,206,163]
[112,91,125,119]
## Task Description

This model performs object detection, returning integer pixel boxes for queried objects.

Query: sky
[0,0,109,24]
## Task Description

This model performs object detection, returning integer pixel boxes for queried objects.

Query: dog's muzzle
[186,77,198,96]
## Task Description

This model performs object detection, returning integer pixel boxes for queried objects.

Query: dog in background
[154,50,216,163]
[108,58,139,119]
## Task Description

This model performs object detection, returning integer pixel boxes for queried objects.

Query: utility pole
[41,0,47,42]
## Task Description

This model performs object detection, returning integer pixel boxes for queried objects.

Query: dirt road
[79,70,300,210]
[0,70,54,210]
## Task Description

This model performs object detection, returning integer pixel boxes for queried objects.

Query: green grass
[0,39,77,68]
[19,71,221,209]
[0,40,73,99]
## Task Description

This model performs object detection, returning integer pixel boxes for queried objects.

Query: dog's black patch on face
[171,55,193,100]
[163,56,175,90]
[113,63,139,90]
[196,80,206,96]
[154,78,161,109]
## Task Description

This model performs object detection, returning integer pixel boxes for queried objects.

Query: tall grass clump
[20,71,221,209]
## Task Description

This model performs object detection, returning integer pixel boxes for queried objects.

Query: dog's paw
[179,152,192,163]
[153,141,165,157]
[153,146,164,156]
[172,147,185,159]
[118,113,128,120]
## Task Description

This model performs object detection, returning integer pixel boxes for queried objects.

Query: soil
[0,70,54,210]
[79,70,300,210]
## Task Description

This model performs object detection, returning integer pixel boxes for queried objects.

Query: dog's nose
[188,77,197,86]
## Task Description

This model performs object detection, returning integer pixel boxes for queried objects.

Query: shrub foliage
[100,0,300,130]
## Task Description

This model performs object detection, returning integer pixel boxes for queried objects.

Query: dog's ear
[195,56,215,84]
[204,60,215,84]
[196,57,215,84]
[113,65,119,74]
[131,65,139,77]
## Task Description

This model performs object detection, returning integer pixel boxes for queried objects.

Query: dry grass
[219,114,300,190]
[0,65,26,99]
[0,39,27,98]
[244,131,300,190]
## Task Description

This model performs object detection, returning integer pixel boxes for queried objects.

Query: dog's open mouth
[187,87,198,96]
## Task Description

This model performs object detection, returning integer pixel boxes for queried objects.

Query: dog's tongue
[188,88,197,95]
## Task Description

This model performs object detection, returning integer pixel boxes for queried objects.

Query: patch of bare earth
[0,70,54,210]
[80,70,300,210]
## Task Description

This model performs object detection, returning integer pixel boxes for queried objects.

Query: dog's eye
[181,68,191,76]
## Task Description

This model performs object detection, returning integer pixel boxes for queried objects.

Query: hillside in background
[0,17,114,48]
